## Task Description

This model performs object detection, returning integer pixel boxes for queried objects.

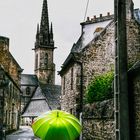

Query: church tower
[34,0,55,85]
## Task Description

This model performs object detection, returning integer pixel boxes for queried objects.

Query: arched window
[26,87,31,95]
[35,54,38,69]
[44,53,48,66]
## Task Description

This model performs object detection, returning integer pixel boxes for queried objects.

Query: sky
[0,0,140,85]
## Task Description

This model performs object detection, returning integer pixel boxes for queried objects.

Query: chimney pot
[87,17,90,21]
[94,15,96,19]
[107,12,110,16]
[100,14,102,18]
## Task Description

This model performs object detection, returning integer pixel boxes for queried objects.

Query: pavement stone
[6,126,40,140]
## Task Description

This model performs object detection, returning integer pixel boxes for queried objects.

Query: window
[35,54,38,69]
[9,84,12,98]
[71,68,73,90]
[44,53,48,66]
[26,87,31,95]
[63,76,65,95]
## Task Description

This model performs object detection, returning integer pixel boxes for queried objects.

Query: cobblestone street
[6,126,40,140]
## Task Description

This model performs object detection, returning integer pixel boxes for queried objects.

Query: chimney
[107,12,110,16]
[93,15,96,19]
[100,14,102,18]
[86,17,90,21]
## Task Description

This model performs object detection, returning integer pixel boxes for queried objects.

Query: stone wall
[60,18,140,139]
[0,36,22,133]
[128,64,140,139]
[34,47,55,85]
[82,100,114,140]
[127,20,140,66]
[61,63,82,117]
[132,75,140,139]
[80,19,140,139]
[0,66,21,133]
[0,36,22,85]
[81,21,115,89]
[81,19,140,90]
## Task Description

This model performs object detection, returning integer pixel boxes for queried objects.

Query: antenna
[84,0,90,21]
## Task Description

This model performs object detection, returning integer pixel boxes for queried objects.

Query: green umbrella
[32,110,82,140]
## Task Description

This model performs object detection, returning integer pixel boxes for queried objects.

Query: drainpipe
[72,54,83,119]
[77,61,83,114]
[75,60,83,140]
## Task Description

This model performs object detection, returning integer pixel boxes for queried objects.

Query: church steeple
[34,0,55,85]
[35,0,54,48]
[35,24,40,46]
[40,0,49,45]
[50,22,54,45]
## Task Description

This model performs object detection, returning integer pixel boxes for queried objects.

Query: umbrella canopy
[32,110,82,140]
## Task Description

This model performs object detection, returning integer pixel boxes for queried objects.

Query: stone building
[128,61,140,139]
[21,0,61,122]
[0,36,22,134]
[59,2,140,140]
[34,0,55,85]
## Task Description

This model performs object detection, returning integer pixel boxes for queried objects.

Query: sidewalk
[11,126,29,134]
[6,126,40,140]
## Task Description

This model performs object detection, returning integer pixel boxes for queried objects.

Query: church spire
[50,22,54,45]
[34,0,55,85]
[37,24,40,34]
[40,0,50,46]
[35,23,40,47]
[36,24,40,39]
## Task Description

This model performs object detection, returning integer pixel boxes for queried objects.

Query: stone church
[21,0,61,122]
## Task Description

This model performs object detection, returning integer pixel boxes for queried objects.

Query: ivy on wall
[85,72,114,103]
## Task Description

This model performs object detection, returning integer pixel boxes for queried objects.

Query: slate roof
[59,15,113,75]
[59,9,140,76]
[22,86,50,117]
[40,84,61,110]
[21,74,38,86]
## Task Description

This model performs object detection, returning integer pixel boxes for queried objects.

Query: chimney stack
[107,12,110,16]
[87,17,90,21]
[100,14,102,18]
[93,15,96,19]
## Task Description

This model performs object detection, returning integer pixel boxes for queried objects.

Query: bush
[85,72,114,103]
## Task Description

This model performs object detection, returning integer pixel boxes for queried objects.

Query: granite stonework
[0,36,22,133]
[128,62,140,139]
[60,13,140,139]
[61,62,82,117]
[133,77,140,139]
[82,100,114,140]
[81,19,140,139]
[0,36,22,85]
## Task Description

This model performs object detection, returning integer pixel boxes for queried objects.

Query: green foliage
[85,72,114,103]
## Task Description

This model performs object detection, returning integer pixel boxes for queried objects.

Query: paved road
[6,126,40,140]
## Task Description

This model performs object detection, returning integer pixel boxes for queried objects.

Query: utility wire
[84,0,90,21]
